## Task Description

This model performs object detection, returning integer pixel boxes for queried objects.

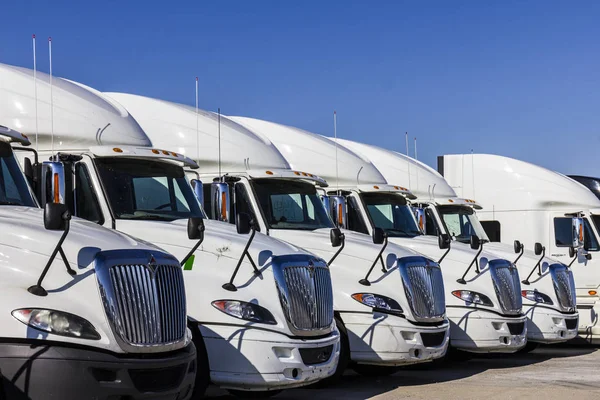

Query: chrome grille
[273,256,334,336]
[489,260,522,315]
[96,250,188,353]
[399,256,446,322]
[550,264,576,311]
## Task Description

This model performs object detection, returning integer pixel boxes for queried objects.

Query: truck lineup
[0,61,590,398]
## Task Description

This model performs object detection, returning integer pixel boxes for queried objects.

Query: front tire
[189,322,210,399]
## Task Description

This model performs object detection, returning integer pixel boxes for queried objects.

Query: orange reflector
[448,199,454,203]
[589,290,598,296]
[162,150,169,155]
[152,149,160,154]
[351,293,365,302]
[580,223,584,241]
[221,192,227,220]
[266,170,273,175]
[338,204,343,225]
[394,186,399,190]
[113,147,123,153]
[53,173,60,203]
[302,172,308,176]
[294,171,300,176]
[373,185,379,189]
[171,152,177,157]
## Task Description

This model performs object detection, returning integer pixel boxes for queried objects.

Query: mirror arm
[328,237,346,266]
[438,244,451,264]
[359,236,388,286]
[28,216,74,297]
[457,244,483,284]
[223,228,260,292]
[513,246,525,265]
[180,236,205,267]
[522,247,545,285]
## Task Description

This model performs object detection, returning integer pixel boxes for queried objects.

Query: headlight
[521,290,553,305]
[351,293,403,315]
[12,309,100,340]
[452,290,494,307]
[212,300,277,325]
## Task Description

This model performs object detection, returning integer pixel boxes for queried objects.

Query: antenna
[49,37,54,156]
[414,137,418,161]
[195,77,199,165]
[414,136,419,190]
[405,132,411,190]
[32,34,39,152]
[356,166,363,186]
[334,111,339,190]
[218,107,221,177]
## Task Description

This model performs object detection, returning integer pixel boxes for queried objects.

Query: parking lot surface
[206,345,600,399]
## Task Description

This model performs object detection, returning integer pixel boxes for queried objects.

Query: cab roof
[90,145,198,169]
[0,125,31,146]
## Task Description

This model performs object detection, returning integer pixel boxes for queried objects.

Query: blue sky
[1,1,599,175]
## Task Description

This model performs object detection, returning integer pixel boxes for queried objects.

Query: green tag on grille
[183,254,195,271]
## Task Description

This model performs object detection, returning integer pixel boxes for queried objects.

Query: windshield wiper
[385,228,420,236]
[0,201,24,206]
[124,214,177,221]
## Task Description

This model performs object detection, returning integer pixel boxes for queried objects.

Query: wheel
[227,390,282,398]
[517,341,539,354]
[351,364,400,377]
[189,322,210,399]
[310,315,350,387]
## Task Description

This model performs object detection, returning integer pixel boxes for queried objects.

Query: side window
[481,220,501,242]
[554,218,573,247]
[347,196,369,235]
[584,219,599,251]
[75,163,104,224]
[424,209,439,236]
[203,184,212,217]
[235,183,260,232]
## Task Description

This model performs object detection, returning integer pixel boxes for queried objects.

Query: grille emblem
[147,255,158,277]
[307,260,316,278]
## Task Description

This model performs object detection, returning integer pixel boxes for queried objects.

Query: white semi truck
[105,92,451,377]
[228,117,529,355]
[439,153,598,342]
[331,140,578,348]
[1,63,340,398]
[0,129,196,399]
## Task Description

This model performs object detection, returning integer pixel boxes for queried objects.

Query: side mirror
[44,202,70,231]
[569,246,576,258]
[41,161,66,207]
[372,227,386,245]
[329,195,347,229]
[534,242,544,256]
[190,179,204,208]
[236,212,252,235]
[187,217,205,240]
[572,217,585,249]
[470,235,481,250]
[438,233,451,250]
[514,240,522,254]
[211,182,230,222]
[330,228,344,248]
[414,208,426,233]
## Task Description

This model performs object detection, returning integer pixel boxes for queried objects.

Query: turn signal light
[589,290,598,296]
[53,173,60,203]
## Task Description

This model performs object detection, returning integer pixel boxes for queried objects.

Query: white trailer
[0,130,196,398]
[106,92,450,377]
[332,140,578,347]
[228,117,528,355]
[1,63,340,397]
[439,153,598,342]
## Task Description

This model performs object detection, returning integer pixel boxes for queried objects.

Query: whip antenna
[405,132,411,190]
[414,136,419,190]
[32,34,39,151]
[334,111,339,190]
[218,108,221,177]
[49,37,54,156]
[195,77,199,165]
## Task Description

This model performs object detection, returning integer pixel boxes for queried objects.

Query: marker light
[373,186,379,189]
[452,290,494,307]
[589,290,598,296]
[221,192,227,220]
[112,147,123,153]
[12,309,100,340]
[152,149,160,154]
[212,300,276,325]
[266,170,273,175]
[338,204,343,225]
[294,171,300,176]
[161,150,169,155]
[521,290,553,305]
[351,293,403,315]
[53,173,60,203]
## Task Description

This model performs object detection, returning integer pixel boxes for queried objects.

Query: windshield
[252,178,334,230]
[0,143,35,207]
[437,205,489,243]
[361,192,422,238]
[95,157,203,221]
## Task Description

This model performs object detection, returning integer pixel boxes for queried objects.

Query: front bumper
[447,307,527,353]
[340,312,449,366]
[0,341,196,400]
[524,305,578,344]
[199,324,340,391]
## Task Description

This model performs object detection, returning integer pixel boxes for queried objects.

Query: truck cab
[0,117,195,397]
[107,92,451,377]
[2,63,340,397]
[230,117,529,355]
[440,153,599,342]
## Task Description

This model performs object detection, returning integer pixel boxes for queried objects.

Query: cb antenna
[32,34,39,152]
[414,136,419,191]
[195,77,199,165]
[49,37,54,156]
[218,107,221,177]
[405,132,411,190]
[334,111,339,191]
